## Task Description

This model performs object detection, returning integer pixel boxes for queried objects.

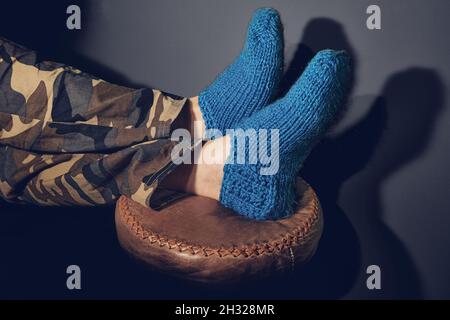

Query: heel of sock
[220,164,297,220]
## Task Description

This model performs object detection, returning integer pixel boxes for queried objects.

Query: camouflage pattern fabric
[0,37,187,208]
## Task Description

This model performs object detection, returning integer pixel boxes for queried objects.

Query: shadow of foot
[332,68,444,298]
[279,17,357,98]
[299,67,444,299]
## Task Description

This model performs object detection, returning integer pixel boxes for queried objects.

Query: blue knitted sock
[220,50,351,220]
[199,8,283,133]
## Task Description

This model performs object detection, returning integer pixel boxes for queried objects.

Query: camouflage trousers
[0,37,188,208]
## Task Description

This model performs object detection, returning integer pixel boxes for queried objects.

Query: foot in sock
[219,49,351,220]
[198,7,283,133]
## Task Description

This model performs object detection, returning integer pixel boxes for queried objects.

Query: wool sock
[220,50,351,220]
[198,7,283,133]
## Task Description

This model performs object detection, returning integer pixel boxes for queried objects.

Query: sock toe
[246,8,282,46]
[199,8,283,132]
[308,49,351,87]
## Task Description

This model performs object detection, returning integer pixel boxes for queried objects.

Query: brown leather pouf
[115,178,323,283]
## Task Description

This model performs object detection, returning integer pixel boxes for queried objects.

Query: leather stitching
[118,185,321,259]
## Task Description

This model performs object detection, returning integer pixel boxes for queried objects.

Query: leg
[0,8,285,210]
[0,36,186,207]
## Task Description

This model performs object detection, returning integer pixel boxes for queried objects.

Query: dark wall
[0,0,449,299]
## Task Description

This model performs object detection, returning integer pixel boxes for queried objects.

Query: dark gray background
[0,0,449,299]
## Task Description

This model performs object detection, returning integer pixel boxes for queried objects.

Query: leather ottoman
[115,178,323,283]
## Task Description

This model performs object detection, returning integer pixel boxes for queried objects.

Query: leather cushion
[115,178,323,283]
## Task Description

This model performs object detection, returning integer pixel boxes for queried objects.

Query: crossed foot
[161,8,351,220]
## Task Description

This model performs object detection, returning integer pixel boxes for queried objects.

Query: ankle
[187,136,230,199]
[160,135,231,201]
[187,96,206,138]
[170,96,206,138]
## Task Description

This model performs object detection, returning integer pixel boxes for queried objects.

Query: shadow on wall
[279,17,357,98]
[320,68,443,299]
[287,20,444,299]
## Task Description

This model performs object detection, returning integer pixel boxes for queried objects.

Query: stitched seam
[118,184,320,258]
